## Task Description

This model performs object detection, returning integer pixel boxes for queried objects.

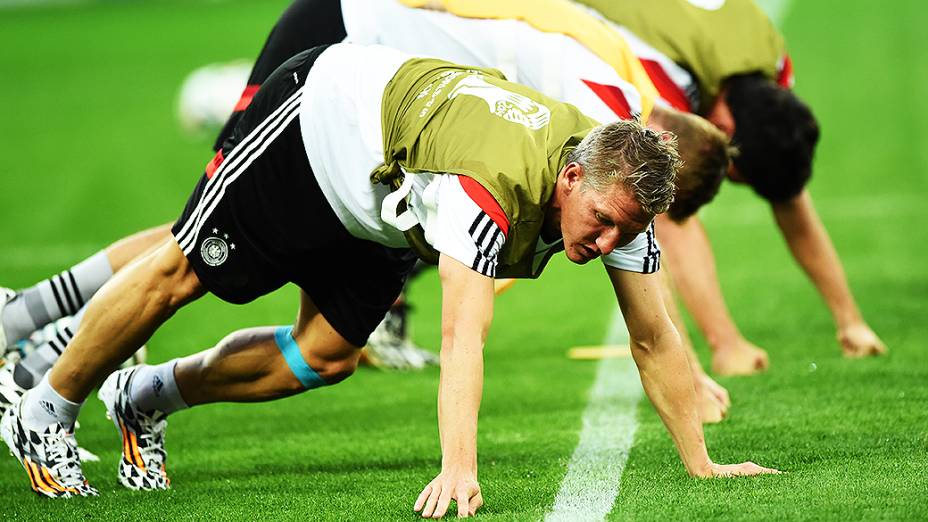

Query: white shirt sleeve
[601,222,661,274]
[416,175,506,277]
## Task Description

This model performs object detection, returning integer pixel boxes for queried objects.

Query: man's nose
[595,229,621,256]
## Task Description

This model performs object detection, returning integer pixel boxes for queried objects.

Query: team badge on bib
[201,236,230,267]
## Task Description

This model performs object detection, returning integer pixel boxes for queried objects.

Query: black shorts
[173,46,417,347]
[214,0,347,151]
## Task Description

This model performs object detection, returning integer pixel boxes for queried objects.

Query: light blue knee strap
[274,326,326,389]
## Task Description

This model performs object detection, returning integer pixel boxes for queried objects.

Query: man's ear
[562,162,584,193]
[707,90,736,138]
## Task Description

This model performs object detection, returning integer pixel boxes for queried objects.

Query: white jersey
[340,0,645,123]
[300,43,660,277]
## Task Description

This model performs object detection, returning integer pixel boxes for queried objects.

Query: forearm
[655,214,742,348]
[657,267,707,378]
[631,327,711,476]
[773,191,863,328]
[437,333,484,472]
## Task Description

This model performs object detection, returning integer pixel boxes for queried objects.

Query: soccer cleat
[363,304,438,370]
[0,399,98,498]
[98,368,170,491]
[0,357,25,418]
[0,287,16,355]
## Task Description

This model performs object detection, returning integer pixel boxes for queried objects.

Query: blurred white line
[545,309,642,522]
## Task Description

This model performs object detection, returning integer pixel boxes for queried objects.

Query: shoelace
[135,414,169,466]
[44,431,87,486]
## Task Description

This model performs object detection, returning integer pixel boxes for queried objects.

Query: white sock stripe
[174,87,303,246]
[180,104,303,255]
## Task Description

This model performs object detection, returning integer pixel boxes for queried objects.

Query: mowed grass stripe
[546,311,641,522]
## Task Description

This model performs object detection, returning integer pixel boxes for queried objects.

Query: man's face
[555,163,654,264]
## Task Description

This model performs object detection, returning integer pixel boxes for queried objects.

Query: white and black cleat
[0,399,98,498]
[98,368,170,491]
[0,357,25,418]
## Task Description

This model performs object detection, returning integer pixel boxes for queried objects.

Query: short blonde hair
[567,119,681,216]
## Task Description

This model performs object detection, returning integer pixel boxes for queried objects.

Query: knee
[313,354,359,385]
[276,326,359,390]
[146,240,204,308]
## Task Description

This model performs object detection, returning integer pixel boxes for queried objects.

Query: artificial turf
[0,0,925,520]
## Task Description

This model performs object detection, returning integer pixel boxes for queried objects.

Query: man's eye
[596,213,613,226]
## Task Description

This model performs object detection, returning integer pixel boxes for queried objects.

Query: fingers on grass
[422,485,440,518]
[470,492,483,516]
[415,484,432,512]
[457,490,470,518]
[432,487,453,518]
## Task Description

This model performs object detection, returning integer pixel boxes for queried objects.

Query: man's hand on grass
[415,469,483,518]
[711,337,770,376]
[838,322,887,358]
[698,461,781,478]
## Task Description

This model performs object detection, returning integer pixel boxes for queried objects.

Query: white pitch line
[545,308,642,522]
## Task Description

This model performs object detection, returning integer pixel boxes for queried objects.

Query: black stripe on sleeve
[483,227,502,257]
[469,213,487,236]
[475,215,495,246]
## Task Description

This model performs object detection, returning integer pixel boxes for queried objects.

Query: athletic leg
[1,223,172,351]
[97,288,360,490]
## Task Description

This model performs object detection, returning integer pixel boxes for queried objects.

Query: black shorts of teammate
[173,45,417,347]
[214,0,346,151]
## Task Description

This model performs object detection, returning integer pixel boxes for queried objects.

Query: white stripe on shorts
[174,87,303,246]
[175,87,304,254]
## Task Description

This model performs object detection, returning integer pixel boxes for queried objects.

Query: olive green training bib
[373,58,599,278]
[576,0,786,110]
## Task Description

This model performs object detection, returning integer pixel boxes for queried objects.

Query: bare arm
[772,190,886,356]
[656,266,730,420]
[415,254,493,518]
[606,266,777,477]
[655,213,769,375]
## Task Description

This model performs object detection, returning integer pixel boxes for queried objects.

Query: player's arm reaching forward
[415,254,494,518]
[771,190,887,357]
[607,265,779,477]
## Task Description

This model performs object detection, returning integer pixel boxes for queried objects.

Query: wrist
[441,455,477,474]
[834,311,864,331]
[706,331,742,353]
[685,457,714,478]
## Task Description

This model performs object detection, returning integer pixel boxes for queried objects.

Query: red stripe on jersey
[638,59,692,113]
[232,84,260,113]
[777,54,795,88]
[205,149,224,179]
[581,79,633,120]
[458,177,509,237]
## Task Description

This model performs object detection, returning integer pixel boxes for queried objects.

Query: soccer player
[573,0,888,374]
[1,44,777,511]
[0,0,732,422]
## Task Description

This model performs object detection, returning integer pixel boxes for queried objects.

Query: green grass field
[1,0,926,519]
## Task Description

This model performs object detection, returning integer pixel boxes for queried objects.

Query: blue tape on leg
[274,326,326,389]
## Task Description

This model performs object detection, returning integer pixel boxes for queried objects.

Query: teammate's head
[554,120,681,264]
[650,107,731,222]
[722,73,820,202]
